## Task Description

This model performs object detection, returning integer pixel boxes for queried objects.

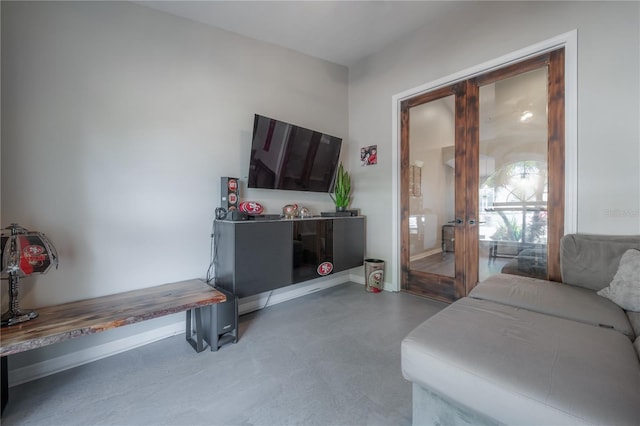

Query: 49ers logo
[23,245,47,264]
[317,262,333,276]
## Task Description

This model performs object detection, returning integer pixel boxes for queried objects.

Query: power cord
[262,290,274,310]
[205,215,221,285]
[206,208,228,284]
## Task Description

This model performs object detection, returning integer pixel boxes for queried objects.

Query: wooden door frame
[400,84,464,302]
[391,31,577,293]
[472,50,565,284]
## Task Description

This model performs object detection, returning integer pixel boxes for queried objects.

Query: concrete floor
[2,283,446,426]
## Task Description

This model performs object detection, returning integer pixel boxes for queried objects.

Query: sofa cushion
[628,311,640,337]
[469,273,634,339]
[597,249,640,312]
[560,234,640,291]
[401,297,640,425]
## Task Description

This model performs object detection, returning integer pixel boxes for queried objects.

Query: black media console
[214,216,365,298]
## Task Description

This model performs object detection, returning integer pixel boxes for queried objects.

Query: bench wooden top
[0,279,226,357]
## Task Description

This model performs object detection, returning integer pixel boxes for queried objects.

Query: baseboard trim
[9,321,185,387]
[9,274,357,387]
[410,247,442,262]
[238,271,351,314]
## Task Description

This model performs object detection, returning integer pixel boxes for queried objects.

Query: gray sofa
[401,234,640,425]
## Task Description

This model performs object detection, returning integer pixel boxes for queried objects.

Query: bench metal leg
[230,296,239,344]
[1,356,7,414]
[209,304,219,352]
[185,308,205,353]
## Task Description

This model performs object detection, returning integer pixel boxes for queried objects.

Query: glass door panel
[402,91,463,303]
[478,67,549,281]
[408,95,456,277]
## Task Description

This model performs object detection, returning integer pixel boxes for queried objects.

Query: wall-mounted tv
[248,114,342,193]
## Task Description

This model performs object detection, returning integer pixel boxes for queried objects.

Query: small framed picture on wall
[361,145,377,166]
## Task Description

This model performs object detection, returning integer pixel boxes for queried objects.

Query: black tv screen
[248,114,342,192]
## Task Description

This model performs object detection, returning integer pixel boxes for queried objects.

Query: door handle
[468,219,477,225]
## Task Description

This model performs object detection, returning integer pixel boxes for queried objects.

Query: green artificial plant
[330,163,351,210]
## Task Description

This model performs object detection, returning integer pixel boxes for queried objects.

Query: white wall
[1,1,347,378]
[348,1,640,287]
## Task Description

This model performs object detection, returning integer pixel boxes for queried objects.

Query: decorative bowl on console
[282,204,298,219]
[299,206,311,218]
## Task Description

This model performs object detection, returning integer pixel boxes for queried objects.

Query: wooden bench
[0,279,231,413]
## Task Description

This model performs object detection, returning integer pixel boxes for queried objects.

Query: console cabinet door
[333,217,365,272]
[292,220,333,283]
[216,221,292,297]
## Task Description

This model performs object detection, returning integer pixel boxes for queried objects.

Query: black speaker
[202,286,238,351]
[221,177,240,211]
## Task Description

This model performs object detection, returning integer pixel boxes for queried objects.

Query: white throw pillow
[597,249,640,312]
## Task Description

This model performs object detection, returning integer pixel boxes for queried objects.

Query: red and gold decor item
[282,204,298,219]
[238,201,264,215]
[1,223,59,327]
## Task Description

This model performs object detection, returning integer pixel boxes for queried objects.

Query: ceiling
[138,1,460,67]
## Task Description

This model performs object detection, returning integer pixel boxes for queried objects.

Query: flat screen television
[248,114,342,192]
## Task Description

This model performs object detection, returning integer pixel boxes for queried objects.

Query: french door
[401,49,565,302]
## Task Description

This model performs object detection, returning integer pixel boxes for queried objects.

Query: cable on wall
[205,211,225,285]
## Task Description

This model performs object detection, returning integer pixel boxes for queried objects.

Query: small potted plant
[331,163,351,212]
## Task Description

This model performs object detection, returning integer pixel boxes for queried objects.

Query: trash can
[364,259,385,293]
